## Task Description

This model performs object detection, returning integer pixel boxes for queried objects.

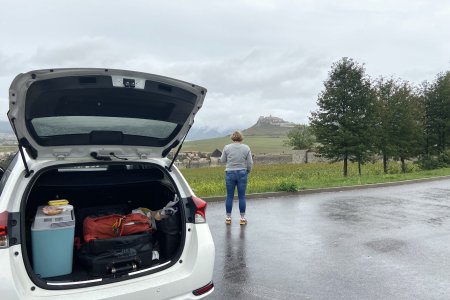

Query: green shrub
[275,180,299,192]
[418,152,450,170]
[387,163,401,174]
[438,150,450,165]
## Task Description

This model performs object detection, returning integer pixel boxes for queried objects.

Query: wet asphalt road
[205,178,450,300]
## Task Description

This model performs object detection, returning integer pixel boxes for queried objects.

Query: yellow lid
[48,199,69,206]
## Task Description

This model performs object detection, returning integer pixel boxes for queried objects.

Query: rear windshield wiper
[90,152,128,161]
[90,152,111,161]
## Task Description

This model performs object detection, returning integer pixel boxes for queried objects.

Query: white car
[0,68,215,299]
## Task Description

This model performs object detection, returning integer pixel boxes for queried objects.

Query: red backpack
[83,213,151,242]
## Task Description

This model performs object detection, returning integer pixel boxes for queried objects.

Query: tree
[310,57,376,176]
[373,78,395,174]
[284,125,315,150]
[421,71,450,155]
[374,78,423,173]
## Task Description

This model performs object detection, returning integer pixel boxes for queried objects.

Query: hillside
[183,116,296,154]
[183,135,292,154]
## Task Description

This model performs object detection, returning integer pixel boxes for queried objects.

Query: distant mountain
[0,120,13,134]
[186,127,228,141]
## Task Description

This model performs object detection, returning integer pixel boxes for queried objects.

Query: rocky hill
[242,115,296,136]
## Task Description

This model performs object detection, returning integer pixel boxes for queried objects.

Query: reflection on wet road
[206,178,450,299]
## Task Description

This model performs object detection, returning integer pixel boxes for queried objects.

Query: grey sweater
[220,143,253,172]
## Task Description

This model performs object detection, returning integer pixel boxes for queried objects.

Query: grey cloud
[27,37,132,68]
[1,0,450,132]
[0,52,29,77]
[135,49,330,99]
[193,91,313,133]
[126,50,329,131]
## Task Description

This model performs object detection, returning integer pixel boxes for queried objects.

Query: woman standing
[220,131,253,225]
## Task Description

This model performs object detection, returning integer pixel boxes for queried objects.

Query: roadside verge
[202,174,450,202]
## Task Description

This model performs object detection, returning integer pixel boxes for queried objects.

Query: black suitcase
[77,232,153,276]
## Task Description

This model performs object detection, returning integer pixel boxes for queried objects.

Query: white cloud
[1,0,450,134]
[0,97,8,119]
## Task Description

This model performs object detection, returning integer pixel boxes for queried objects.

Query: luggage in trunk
[31,205,76,278]
[156,214,181,260]
[23,164,185,285]
[75,204,130,239]
[77,232,154,276]
[83,213,152,242]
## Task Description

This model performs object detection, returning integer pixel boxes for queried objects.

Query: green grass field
[180,162,450,198]
[183,135,292,154]
[0,146,18,153]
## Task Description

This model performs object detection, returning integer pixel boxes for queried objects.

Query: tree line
[287,57,450,176]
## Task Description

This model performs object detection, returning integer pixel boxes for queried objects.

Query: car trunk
[21,162,186,289]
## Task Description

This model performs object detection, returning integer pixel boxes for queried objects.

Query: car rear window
[31,116,177,139]
[24,75,198,147]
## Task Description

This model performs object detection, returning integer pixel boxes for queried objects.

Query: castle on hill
[256,115,296,128]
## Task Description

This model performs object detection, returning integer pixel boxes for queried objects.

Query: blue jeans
[225,169,248,215]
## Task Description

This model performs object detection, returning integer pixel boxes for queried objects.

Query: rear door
[8,68,206,160]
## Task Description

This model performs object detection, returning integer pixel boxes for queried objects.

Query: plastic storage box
[31,205,75,278]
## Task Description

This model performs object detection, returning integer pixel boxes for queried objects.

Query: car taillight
[0,211,8,248]
[192,281,214,296]
[192,196,207,224]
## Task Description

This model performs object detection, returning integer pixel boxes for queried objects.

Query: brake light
[0,211,8,248]
[192,281,214,296]
[192,196,207,224]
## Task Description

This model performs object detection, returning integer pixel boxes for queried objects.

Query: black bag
[156,214,180,259]
[77,232,153,276]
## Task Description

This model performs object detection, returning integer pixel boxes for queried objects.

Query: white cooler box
[31,205,75,278]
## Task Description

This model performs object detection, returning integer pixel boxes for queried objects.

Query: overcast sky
[1,0,449,133]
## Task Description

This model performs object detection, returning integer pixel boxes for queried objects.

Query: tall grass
[180,162,450,197]
[183,136,291,154]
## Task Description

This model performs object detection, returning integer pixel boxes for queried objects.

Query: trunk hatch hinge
[167,124,192,172]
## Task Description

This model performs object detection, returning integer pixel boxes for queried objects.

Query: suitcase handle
[109,260,139,274]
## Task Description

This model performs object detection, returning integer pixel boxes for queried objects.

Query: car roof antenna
[167,124,192,172]
[9,118,32,177]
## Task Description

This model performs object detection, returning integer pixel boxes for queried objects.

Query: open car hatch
[8,68,206,161]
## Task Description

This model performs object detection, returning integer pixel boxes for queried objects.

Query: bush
[438,151,450,165]
[275,180,299,192]
[417,152,450,170]
[387,163,401,174]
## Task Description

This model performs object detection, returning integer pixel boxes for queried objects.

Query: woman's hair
[230,131,243,142]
